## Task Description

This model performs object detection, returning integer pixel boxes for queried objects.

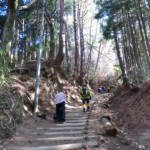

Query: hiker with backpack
[80,84,91,112]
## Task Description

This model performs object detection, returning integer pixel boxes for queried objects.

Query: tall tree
[95,0,150,83]
[73,0,79,73]
[34,0,45,114]
[2,0,19,62]
[1,0,38,64]
[54,0,65,66]
[78,0,85,79]
[45,0,57,66]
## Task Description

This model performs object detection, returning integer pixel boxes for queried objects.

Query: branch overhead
[19,0,37,11]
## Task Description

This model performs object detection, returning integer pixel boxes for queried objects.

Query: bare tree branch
[19,0,37,11]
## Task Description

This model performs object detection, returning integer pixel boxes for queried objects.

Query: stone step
[66,117,87,120]
[42,130,94,135]
[55,122,87,127]
[13,135,96,142]
[65,119,87,122]
[7,141,98,150]
[37,126,85,130]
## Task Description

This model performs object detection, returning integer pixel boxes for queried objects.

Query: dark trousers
[56,101,65,121]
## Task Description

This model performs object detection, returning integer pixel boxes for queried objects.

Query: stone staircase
[4,99,99,150]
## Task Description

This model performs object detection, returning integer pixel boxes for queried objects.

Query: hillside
[105,81,150,149]
[0,61,88,139]
[0,61,150,149]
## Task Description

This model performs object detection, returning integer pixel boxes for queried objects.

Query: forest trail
[3,96,100,150]
[2,93,148,150]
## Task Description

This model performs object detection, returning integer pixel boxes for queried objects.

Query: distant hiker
[98,86,102,93]
[102,86,106,93]
[98,85,106,94]
[54,91,66,123]
[80,84,91,112]
[98,86,101,93]
[106,85,110,93]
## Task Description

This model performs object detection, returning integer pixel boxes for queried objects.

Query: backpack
[82,87,88,96]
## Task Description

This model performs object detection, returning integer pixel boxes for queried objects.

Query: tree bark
[64,21,70,69]
[73,0,79,73]
[137,0,150,57]
[86,20,98,72]
[127,13,143,82]
[26,24,31,61]
[54,0,65,66]
[2,0,19,59]
[45,11,55,64]
[101,117,117,137]
[147,0,150,7]
[78,1,85,79]
[19,0,37,10]
[113,29,127,84]
[136,13,150,73]
[125,17,137,81]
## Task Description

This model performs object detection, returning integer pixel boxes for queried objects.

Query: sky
[83,0,117,76]
[0,0,7,15]
[0,0,32,15]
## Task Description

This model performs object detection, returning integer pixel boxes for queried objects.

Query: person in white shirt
[54,91,66,123]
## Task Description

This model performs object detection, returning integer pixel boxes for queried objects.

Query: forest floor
[108,80,150,150]
[1,92,149,150]
[0,62,150,149]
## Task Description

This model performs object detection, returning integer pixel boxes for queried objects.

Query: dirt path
[2,96,100,150]
[2,94,147,150]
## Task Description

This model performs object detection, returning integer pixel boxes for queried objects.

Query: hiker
[98,85,106,94]
[102,86,107,93]
[98,86,101,93]
[80,84,91,112]
[106,85,110,93]
[54,90,66,123]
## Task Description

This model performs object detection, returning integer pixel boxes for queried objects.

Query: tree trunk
[2,0,19,64]
[136,13,150,73]
[122,10,132,72]
[45,9,56,66]
[73,0,79,73]
[121,27,128,72]
[34,0,45,114]
[78,1,85,79]
[22,19,27,63]
[147,0,150,7]
[32,2,40,60]
[54,0,65,66]
[101,117,117,137]
[127,13,143,82]
[125,18,137,81]
[113,29,127,84]
[137,0,150,56]
[94,42,105,75]
[86,20,98,72]
[26,24,31,61]
[64,21,70,69]
[49,21,55,61]
[15,25,19,65]
[43,24,48,59]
